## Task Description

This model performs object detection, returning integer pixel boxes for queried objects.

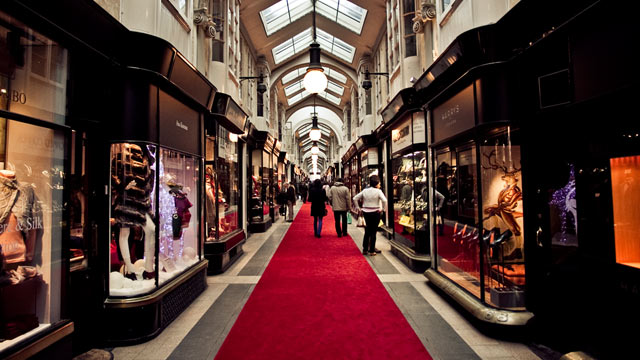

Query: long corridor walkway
[108,203,541,360]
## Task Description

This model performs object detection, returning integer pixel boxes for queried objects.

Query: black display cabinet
[204,93,247,274]
[247,129,276,233]
[98,32,212,345]
[379,88,430,272]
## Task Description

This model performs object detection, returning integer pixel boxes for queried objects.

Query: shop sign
[366,148,378,166]
[433,84,475,143]
[159,90,199,155]
[412,111,426,144]
[391,117,412,153]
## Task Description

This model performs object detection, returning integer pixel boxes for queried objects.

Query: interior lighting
[303,0,328,94]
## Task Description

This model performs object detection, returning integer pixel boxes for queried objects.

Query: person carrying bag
[353,176,387,256]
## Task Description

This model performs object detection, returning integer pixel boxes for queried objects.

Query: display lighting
[303,0,328,94]
[229,133,238,142]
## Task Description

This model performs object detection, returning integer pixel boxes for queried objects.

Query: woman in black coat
[308,179,328,238]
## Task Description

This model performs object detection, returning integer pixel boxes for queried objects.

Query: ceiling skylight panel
[282,69,305,85]
[317,0,367,34]
[287,93,303,106]
[321,91,341,105]
[325,68,347,84]
[284,80,304,96]
[316,28,355,63]
[272,28,314,64]
[327,80,344,96]
[261,0,313,36]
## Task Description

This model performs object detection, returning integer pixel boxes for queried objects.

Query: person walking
[353,175,387,256]
[300,182,308,203]
[328,178,351,237]
[286,182,296,222]
[308,179,328,238]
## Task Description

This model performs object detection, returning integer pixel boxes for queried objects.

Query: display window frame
[431,126,526,311]
[107,141,203,298]
[389,110,429,254]
[0,111,71,353]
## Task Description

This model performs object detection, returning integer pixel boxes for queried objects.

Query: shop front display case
[423,48,533,325]
[247,129,275,233]
[100,32,212,345]
[271,140,281,222]
[203,93,247,274]
[380,88,430,272]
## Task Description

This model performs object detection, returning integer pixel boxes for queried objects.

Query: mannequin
[0,169,40,265]
[111,143,155,280]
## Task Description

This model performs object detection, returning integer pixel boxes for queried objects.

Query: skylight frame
[282,67,347,86]
[272,27,355,64]
[260,0,367,37]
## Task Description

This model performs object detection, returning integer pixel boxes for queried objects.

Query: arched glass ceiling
[289,106,343,142]
[287,89,341,106]
[282,67,347,85]
[260,0,367,37]
[272,27,355,64]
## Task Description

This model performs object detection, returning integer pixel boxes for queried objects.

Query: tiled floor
[107,204,541,360]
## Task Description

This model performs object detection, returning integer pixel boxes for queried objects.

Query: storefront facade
[380,88,430,272]
[247,129,276,233]
[204,92,247,274]
[0,7,74,358]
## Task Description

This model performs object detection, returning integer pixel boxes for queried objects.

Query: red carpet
[214,203,432,360]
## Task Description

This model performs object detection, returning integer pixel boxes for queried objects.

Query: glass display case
[389,110,429,254]
[108,143,200,296]
[248,130,275,232]
[216,126,240,238]
[434,127,525,310]
[392,150,428,245]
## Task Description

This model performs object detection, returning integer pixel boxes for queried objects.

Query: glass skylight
[272,27,355,64]
[284,79,305,96]
[327,80,344,96]
[282,67,347,85]
[316,0,367,34]
[260,0,367,37]
[286,89,341,106]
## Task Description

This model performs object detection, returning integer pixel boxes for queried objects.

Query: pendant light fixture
[311,142,319,155]
[303,0,327,94]
[309,96,322,141]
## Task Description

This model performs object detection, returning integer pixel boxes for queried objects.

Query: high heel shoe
[491,229,513,248]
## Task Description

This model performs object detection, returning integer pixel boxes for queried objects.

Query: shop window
[217,126,240,237]
[157,148,199,286]
[1,119,66,345]
[1,13,69,345]
[1,16,68,125]
[480,131,525,309]
[205,137,216,240]
[610,156,640,269]
[108,144,199,296]
[435,146,481,299]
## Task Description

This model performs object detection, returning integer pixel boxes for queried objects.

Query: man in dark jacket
[328,178,351,237]
[299,182,308,203]
[286,182,296,222]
